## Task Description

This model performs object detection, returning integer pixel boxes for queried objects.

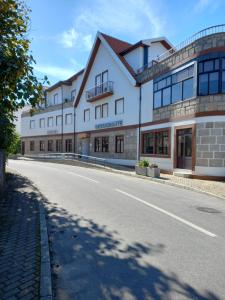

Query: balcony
[86,81,113,102]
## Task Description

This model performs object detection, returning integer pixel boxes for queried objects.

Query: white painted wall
[124,47,143,73]
[76,42,140,133]
[141,80,154,123]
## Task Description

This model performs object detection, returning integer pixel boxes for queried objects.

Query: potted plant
[147,163,160,178]
[135,160,149,176]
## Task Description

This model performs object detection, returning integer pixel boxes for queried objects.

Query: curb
[39,202,53,300]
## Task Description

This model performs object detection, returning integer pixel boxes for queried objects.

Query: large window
[142,129,170,156]
[48,140,53,152]
[198,59,219,95]
[56,115,62,126]
[115,98,124,115]
[154,65,194,108]
[115,136,124,153]
[65,139,72,152]
[94,137,101,152]
[30,141,35,151]
[102,103,108,118]
[40,141,45,152]
[95,105,101,119]
[95,104,108,119]
[56,139,62,152]
[102,137,109,152]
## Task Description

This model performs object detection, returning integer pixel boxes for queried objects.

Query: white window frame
[95,105,101,119]
[65,113,72,125]
[102,103,108,118]
[30,120,35,129]
[47,117,54,127]
[115,98,124,115]
[56,115,62,126]
[39,118,45,128]
[84,109,90,122]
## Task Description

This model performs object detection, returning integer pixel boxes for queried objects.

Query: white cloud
[57,0,165,51]
[59,28,78,48]
[34,64,76,79]
[194,0,222,12]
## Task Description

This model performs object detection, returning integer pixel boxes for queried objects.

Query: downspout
[138,83,142,162]
[73,105,76,153]
[61,85,64,152]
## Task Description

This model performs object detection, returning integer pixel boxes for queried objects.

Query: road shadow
[44,200,220,300]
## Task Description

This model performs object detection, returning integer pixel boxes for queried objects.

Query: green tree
[0,0,47,188]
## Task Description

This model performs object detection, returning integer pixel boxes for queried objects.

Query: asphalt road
[8,159,225,300]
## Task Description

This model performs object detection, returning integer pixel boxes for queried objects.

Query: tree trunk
[0,149,5,192]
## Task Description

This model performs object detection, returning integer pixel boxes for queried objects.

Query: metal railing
[25,152,107,167]
[86,81,113,101]
[137,24,225,74]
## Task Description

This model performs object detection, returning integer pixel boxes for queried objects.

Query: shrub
[138,160,149,167]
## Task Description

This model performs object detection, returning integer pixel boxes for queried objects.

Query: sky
[27,0,225,85]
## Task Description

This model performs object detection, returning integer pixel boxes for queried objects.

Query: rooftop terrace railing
[137,24,225,74]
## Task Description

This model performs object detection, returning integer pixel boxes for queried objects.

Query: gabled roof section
[75,32,137,107]
[46,69,84,93]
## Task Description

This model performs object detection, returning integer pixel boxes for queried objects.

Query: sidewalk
[0,171,51,300]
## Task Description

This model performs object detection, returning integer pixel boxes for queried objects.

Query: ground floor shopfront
[141,117,225,177]
[21,117,225,177]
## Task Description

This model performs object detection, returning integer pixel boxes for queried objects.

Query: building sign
[95,120,123,130]
[47,130,58,135]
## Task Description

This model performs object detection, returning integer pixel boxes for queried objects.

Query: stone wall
[196,122,225,168]
[137,32,225,83]
[153,95,225,121]
[88,128,137,160]
[21,134,75,154]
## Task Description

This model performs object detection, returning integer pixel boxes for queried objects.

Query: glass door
[177,129,192,169]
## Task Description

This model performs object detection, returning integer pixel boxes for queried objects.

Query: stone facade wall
[137,32,225,83]
[196,122,225,168]
[21,134,75,154]
[76,128,137,160]
[153,95,225,121]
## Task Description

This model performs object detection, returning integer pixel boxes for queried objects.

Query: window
[56,115,62,126]
[95,105,101,119]
[198,58,220,95]
[47,117,53,127]
[102,137,109,152]
[94,137,101,152]
[154,65,194,108]
[65,139,72,152]
[39,118,45,128]
[84,109,90,122]
[115,98,124,115]
[71,89,76,102]
[56,139,62,152]
[48,140,53,152]
[142,129,170,156]
[115,136,124,153]
[102,103,108,118]
[54,94,59,105]
[172,82,182,103]
[40,141,45,152]
[30,120,35,129]
[65,113,72,125]
[30,141,35,151]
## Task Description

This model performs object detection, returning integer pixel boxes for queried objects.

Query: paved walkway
[0,172,41,300]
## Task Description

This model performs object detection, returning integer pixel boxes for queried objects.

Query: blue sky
[28,0,225,85]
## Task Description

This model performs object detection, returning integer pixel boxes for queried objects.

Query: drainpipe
[138,83,142,162]
[73,105,76,154]
[61,85,64,153]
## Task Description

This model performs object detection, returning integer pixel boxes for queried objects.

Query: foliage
[0,0,48,150]
[6,127,21,155]
[138,160,149,167]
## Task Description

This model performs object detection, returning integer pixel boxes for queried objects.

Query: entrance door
[21,141,25,155]
[177,129,192,169]
[81,139,89,156]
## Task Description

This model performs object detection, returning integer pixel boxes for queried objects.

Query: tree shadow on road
[44,200,220,300]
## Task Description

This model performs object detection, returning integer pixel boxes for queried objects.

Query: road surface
[8,159,225,300]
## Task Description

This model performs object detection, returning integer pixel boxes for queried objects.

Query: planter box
[147,167,160,178]
[135,165,147,176]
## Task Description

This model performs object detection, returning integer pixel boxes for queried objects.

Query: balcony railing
[137,24,225,74]
[86,81,113,101]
